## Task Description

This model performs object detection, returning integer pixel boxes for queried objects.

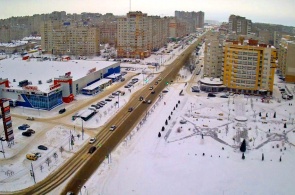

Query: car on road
[147,100,152,104]
[158,77,162,81]
[91,105,100,109]
[208,93,216,97]
[22,131,32,137]
[59,108,66,114]
[89,138,96,144]
[139,96,144,101]
[27,129,35,134]
[151,90,155,94]
[154,81,158,85]
[38,145,48,150]
[149,86,153,90]
[88,146,96,154]
[128,107,134,112]
[110,125,117,131]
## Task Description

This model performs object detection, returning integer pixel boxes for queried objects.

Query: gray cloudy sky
[0,0,294,26]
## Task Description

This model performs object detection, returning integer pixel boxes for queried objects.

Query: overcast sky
[0,0,294,26]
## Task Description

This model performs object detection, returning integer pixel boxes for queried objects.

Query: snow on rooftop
[0,40,28,48]
[83,78,111,90]
[22,36,41,41]
[0,57,119,92]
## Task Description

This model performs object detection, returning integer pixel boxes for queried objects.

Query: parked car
[109,95,115,98]
[89,138,96,144]
[18,125,27,130]
[208,93,216,97]
[27,129,35,134]
[88,146,96,154]
[105,98,112,102]
[124,85,131,88]
[22,124,30,128]
[151,90,155,94]
[139,96,144,101]
[22,131,32,137]
[158,78,162,81]
[220,95,228,98]
[128,107,134,112]
[180,119,187,124]
[110,125,117,131]
[26,153,38,161]
[59,108,66,114]
[38,145,48,150]
[149,86,153,90]
[147,100,152,104]
[154,81,158,85]
[66,192,75,195]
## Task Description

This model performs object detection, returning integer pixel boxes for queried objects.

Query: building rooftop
[0,57,119,92]
[0,41,28,48]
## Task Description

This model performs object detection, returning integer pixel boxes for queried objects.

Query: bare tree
[45,157,51,167]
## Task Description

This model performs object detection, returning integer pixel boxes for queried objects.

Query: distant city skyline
[0,0,294,26]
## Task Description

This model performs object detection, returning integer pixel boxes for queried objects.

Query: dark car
[105,98,112,102]
[22,131,32,137]
[22,124,30,128]
[18,125,27,130]
[27,129,35,134]
[128,107,133,112]
[220,95,228,98]
[151,90,155,94]
[59,108,66,114]
[38,145,48,150]
[139,96,144,101]
[88,146,96,154]
[208,93,216,97]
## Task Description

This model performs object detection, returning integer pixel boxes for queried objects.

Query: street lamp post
[0,137,5,158]
[142,68,146,86]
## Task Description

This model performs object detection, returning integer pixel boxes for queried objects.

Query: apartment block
[40,21,100,56]
[175,10,205,31]
[117,11,169,59]
[204,31,223,78]
[228,15,252,35]
[168,18,188,40]
[223,39,277,96]
[278,35,295,82]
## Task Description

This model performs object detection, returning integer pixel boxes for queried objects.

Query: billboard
[0,100,14,142]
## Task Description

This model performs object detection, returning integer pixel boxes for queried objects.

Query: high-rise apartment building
[228,15,252,35]
[117,11,169,59]
[40,21,100,56]
[175,11,205,32]
[222,39,277,95]
[278,35,295,82]
[204,31,223,78]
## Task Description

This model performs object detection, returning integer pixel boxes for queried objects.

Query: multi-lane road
[6,34,205,195]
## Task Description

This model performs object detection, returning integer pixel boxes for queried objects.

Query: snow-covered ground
[0,36,196,193]
[82,79,295,195]
[2,32,295,195]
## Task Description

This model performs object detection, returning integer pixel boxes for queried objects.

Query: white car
[110,125,117,131]
[89,138,96,144]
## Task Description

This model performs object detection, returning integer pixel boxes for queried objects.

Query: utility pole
[31,162,36,184]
